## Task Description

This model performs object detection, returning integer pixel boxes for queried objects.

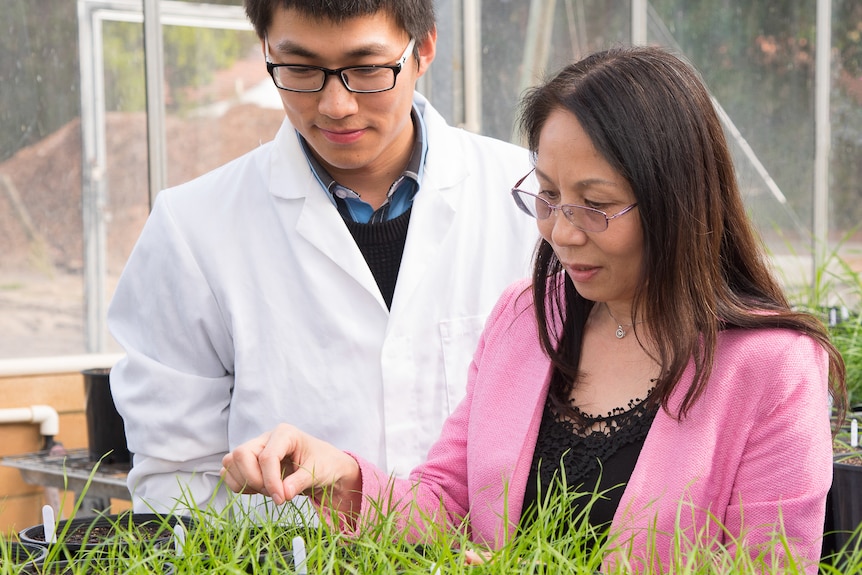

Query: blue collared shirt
[300,105,427,224]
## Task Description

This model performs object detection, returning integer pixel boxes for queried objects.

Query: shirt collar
[299,103,426,205]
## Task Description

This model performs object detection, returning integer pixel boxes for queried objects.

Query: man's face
[265,8,436,184]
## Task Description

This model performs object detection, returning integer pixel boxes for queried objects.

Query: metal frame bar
[143,0,167,211]
[813,0,832,278]
[462,0,482,133]
[631,0,648,45]
[77,0,251,352]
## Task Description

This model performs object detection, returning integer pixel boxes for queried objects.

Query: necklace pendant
[615,325,626,339]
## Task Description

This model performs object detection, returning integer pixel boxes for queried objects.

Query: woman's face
[534,108,644,309]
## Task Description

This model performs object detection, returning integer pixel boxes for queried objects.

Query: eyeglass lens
[513,190,608,231]
[271,66,396,93]
[511,171,609,232]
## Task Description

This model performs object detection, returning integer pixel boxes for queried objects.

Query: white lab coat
[107,94,537,513]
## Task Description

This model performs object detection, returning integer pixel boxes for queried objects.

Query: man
[108,0,536,513]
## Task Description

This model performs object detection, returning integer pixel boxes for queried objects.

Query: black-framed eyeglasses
[265,37,416,93]
[511,169,638,233]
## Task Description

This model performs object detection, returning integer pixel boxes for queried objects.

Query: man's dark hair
[243,0,436,42]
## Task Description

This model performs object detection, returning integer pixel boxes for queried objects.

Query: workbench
[2,448,130,516]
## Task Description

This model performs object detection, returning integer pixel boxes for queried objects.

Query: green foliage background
[0,0,253,164]
[102,20,252,113]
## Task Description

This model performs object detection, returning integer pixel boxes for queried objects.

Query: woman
[221,46,846,573]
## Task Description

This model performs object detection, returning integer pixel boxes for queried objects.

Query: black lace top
[521,387,658,534]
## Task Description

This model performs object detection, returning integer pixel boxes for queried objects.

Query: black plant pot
[178,525,297,573]
[0,541,47,570]
[82,367,130,464]
[18,512,192,558]
[829,456,862,556]
[191,549,295,573]
[20,556,176,575]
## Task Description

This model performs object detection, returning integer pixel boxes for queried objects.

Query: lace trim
[555,385,656,436]
[531,385,658,491]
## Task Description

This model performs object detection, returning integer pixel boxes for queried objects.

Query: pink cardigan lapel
[465,285,554,545]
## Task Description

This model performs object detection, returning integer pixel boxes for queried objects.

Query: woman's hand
[463,549,493,565]
[220,423,362,513]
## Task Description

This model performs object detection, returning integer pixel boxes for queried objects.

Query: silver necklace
[605,305,634,339]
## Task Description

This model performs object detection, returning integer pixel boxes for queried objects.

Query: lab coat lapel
[389,178,456,316]
[268,120,386,308]
[388,108,466,317]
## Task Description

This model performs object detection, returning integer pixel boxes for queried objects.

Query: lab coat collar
[264,93,465,314]
[268,93,469,205]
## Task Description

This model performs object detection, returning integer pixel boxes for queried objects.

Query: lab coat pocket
[439,315,487,413]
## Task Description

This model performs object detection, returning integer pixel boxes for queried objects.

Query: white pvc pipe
[0,405,60,437]
[0,353,122,377]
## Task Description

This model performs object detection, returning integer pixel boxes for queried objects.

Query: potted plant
[172,516,298,573]
[778,238,862,564]
[19,512,191,553]
[825,269,862,560]
[18,553,176,575]
[825,320,862,564]
[826,424,862,562]
[812,250,862,563]
[17,510,190,574]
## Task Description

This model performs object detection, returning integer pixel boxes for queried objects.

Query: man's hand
[220,423,362,512]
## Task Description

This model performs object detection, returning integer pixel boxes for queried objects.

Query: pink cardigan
[352,280,833,573]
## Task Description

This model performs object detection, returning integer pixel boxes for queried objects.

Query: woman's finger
[255,424,308,504]
[220,424,360,512]
[220,431,274,495]
[464,549,492,565]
